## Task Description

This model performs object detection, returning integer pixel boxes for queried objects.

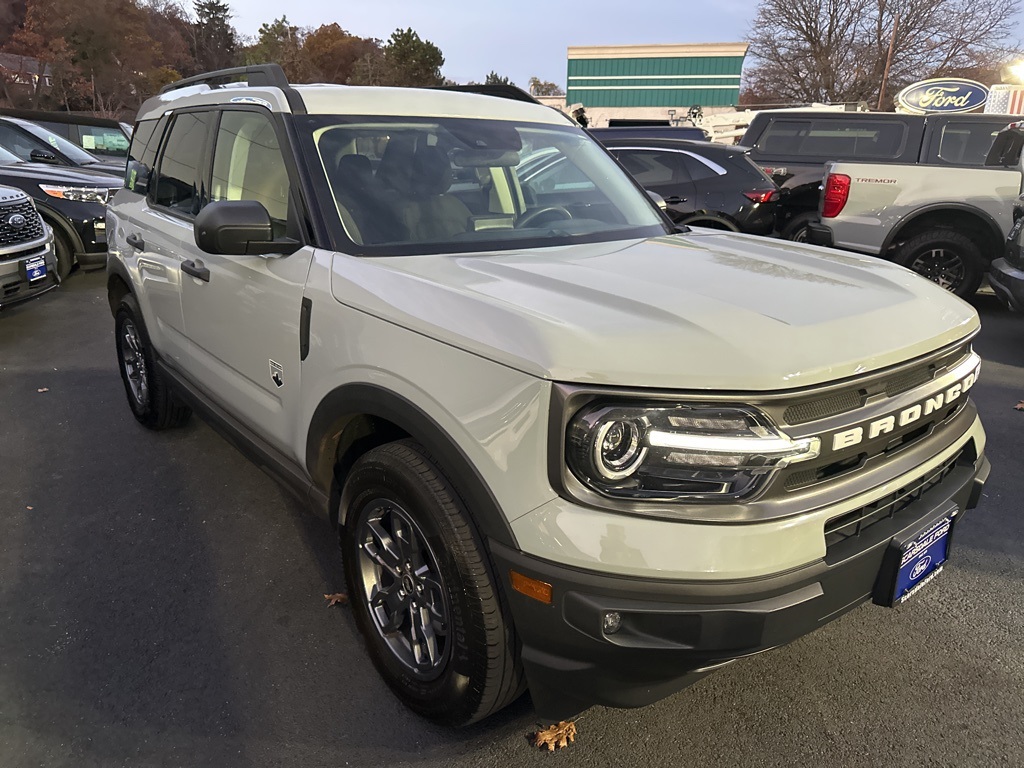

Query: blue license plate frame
[24,255,47,282]
[891,514,953,605]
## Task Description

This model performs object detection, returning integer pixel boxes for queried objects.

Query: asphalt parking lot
[2,269,1023,768]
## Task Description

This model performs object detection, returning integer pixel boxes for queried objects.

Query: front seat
[397,147,473,242]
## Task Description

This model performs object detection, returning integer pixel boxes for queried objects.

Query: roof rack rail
[431,84,542,105]
[159,63,306,114]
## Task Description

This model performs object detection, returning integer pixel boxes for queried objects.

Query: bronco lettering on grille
[830,363,979,452]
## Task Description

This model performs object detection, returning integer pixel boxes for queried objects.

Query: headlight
[38,185,120,204]
[567,403,820,503]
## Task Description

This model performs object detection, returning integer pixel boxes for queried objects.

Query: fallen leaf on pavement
[26,506,33,510]
[532,720,577,751]
[37,388,49,393]
[1016,401,1024,411]
[324,593,348,607]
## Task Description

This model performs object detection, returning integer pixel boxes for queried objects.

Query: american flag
[986,85,1024,115]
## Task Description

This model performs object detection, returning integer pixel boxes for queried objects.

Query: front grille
[782,342,972,426]
[0,199,45,249]
[823,450,962,550]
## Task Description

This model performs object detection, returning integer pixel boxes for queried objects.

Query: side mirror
[646,190,668,211]
[194,200,301,256]
[125,160,151,194]
[30,148,60,164]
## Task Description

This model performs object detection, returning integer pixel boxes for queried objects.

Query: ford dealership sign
[896,78,989,114]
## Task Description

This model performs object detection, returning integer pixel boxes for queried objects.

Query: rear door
[178,108,315,453]
[124,110,213,365]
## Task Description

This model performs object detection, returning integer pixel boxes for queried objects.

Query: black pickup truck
[739,110,1023,240]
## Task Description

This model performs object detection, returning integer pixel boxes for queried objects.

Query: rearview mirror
[29,148,60,164]
[125,160,151,194]
[194,200,301,256]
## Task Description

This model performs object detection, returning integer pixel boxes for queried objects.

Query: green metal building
[565,43,748,125]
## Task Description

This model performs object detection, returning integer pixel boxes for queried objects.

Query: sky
[229,0,757,88]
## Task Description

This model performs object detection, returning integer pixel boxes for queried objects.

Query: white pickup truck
[809,122,1023,296]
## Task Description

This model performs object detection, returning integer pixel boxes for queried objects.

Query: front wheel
[893,229,984,298]
[114,294,192,430]
[340,440,524,726]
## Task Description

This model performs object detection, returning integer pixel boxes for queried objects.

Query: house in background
[0,53,52,106]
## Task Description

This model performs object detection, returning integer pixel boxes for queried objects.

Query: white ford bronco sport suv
[106,65,990,726]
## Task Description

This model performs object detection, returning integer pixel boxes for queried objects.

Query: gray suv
[0,185,57,307]
[106,65,990,726]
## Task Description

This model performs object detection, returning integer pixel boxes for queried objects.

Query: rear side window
[755,119,907,160]
[153,112,211,216]
[79,124,130,157]
[935,121,1002,165]
[613,150,692,186]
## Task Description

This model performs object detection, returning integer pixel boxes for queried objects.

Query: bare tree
[745,0,1022,107]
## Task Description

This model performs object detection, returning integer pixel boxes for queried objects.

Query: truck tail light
[822,173,851,218]
[743,189,780,204]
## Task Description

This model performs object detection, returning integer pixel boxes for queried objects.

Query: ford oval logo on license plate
[896,78,989,114]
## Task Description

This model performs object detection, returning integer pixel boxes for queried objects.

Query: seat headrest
[335,154,374,187]
[410,147,453,196]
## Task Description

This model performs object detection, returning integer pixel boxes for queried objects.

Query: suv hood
[330,232,979,391]
[0,162,123,185]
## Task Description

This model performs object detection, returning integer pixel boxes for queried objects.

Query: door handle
[126,233,144,250]
[181,259,210,282]
[663,196,687,205]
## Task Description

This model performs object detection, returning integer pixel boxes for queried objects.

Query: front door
[178,109,313,454]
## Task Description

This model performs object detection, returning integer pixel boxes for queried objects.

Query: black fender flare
[35,201,86,254]
[880,203,1004,255]
[106,258,134,316]
[306,382,518,548]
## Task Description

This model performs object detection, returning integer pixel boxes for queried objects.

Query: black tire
[114,294,192,430]
[52,226,74,281]
[781,211,818,242]
[340,439,524,726]
[893,228,984,298]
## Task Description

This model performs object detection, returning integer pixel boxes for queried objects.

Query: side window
[79,125,130,157]
[936,121,1001,166]
[210,110,290,234]
[681,153,720,182]
[153,112,211,216]
[613,150,691,187]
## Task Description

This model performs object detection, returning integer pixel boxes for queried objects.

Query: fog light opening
[603,611,622,635]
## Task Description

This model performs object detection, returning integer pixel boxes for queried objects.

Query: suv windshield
[297,115,667,255]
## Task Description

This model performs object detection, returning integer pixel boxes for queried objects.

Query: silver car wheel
[909,248,966,291]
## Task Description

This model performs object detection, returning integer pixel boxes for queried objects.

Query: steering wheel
[515,205,573,229]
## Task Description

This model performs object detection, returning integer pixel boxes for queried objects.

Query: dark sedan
[0,116,124,177]
[595,137,781,235]
[0,144,119,278]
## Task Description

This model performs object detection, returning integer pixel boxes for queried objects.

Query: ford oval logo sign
[896,78,989,114]
[7,213,26,230]
[910,555,932,581]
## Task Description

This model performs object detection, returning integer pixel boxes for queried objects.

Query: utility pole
[877,14,900,110]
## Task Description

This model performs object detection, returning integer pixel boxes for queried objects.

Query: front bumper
[0,238,59,308]
[989,257,1024,312]
[493,448,989,721]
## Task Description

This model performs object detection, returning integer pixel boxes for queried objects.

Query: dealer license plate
[891,515,952,605]
[24,255,46,282]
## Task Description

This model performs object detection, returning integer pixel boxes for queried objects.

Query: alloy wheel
[120,318,149,407]
[354,499,451,681]
[909,248,966,291]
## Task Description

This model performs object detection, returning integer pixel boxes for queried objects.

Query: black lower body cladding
[491,450,989,722]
